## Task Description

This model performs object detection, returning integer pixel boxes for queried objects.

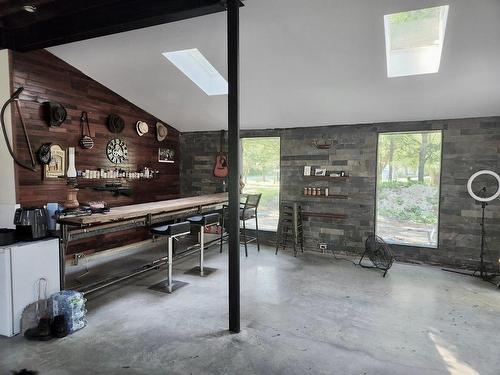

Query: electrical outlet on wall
[318,242,327,253]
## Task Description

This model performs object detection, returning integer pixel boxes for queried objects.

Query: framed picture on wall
[158,148,175,163]
[43,144,66,179]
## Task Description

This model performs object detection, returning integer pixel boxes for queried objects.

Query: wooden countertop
[58,193,228,226]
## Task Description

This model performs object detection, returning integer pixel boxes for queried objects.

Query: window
[162,48,227,95]
[375,131,442,248]
[384,5,449,77]
[241,137,280,231]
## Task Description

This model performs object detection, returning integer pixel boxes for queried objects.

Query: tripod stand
[476,200,496,281]
[443,188,499,288]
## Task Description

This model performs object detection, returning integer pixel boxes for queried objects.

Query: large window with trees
[242,137,280,231]
[376,131,442,248]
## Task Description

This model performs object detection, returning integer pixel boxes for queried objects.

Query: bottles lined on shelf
[78,166,160,180]
[303,187,329,196]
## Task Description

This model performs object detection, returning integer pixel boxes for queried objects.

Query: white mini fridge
[0,238,60,337]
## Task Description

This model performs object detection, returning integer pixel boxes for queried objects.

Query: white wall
[0,50,17,228]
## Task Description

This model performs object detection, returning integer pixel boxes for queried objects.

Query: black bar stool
[185,213,220,277]
[219,193,262,257]
[148,221,191,294]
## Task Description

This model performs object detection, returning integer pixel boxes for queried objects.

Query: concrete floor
[1,245,500,375]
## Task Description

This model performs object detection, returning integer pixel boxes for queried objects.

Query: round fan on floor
[359,235,395,277]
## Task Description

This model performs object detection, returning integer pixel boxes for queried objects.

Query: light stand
[474,193,497,282]
[442,170,500,288]
[478,197,487,280]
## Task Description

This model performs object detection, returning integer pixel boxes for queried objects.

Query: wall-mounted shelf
[300,194,348,200]
[303,175,349,181]
[302,212,347,220]
[77,177,156,181]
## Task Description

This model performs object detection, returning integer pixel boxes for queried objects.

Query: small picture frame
[314,168,327,176]
[303,166,312,176]
[43,144,66,179]
[158,148,175,163]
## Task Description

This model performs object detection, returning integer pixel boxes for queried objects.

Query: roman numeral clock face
[106,138,128,164]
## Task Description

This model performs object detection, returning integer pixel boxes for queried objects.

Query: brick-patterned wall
[180,118,500,269]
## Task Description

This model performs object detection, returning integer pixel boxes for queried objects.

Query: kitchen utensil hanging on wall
[0,87,37,171]
[79,111,94,149]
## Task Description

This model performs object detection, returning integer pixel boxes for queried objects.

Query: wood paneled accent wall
[9,49,181,254]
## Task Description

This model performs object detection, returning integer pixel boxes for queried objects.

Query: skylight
[384,5,449,78]
[162,48,227,96]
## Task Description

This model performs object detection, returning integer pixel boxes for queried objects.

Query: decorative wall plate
[106,138,128,164]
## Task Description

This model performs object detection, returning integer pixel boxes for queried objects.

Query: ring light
[467,170,500,202]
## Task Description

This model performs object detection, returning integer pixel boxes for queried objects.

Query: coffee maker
[13,207,48,241]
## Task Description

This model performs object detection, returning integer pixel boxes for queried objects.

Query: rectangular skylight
[162,48,227,96]
[384,5,449,78]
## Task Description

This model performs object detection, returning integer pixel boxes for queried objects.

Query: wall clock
[106,138,128,164]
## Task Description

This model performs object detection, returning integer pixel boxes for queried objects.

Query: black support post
[227,0,240,333]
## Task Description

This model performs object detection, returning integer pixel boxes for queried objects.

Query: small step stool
[275,201,304,257]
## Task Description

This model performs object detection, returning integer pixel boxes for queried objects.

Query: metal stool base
[184,266,218,277]
[148,280,189,294]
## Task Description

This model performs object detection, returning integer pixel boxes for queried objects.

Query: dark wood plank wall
[9,49,181,255]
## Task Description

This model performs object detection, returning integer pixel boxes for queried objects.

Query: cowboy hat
[136,121,149,136]
[156,122,168,142]
[107,114,125,133]
[43,102,67,127]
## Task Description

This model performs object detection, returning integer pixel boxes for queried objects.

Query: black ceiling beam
[0,0,243,52]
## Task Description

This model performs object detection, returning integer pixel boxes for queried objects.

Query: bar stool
[276,201,304,257]
[148,221,191,294]
[219,193,262,257]
[185,213,220,277]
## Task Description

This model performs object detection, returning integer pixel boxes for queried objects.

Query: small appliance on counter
[0,229,16,246]
[13,207,48,241]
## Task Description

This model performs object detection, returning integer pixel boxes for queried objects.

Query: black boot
[24,317,52,341]
[51,315,68,338]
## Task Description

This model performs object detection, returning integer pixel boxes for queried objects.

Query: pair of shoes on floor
[24,315,67,341]
[12,368,38,375]
[12,369,38,374]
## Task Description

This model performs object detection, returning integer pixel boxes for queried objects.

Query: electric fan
[359,235,395,277]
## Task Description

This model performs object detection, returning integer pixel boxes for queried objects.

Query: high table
[57,193,228,291]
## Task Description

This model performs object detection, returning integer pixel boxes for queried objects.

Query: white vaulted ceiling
[48,0,500,132]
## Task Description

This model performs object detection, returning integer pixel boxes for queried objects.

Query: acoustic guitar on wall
[214,130,229,178]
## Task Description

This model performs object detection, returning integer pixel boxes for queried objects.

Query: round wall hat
[43,102,67,127]
[156,122,168,141]
[107,114,125,133]
[136,121,149,136]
